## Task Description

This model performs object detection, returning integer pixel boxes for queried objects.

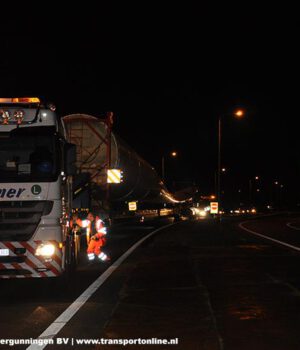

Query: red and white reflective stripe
[21,241,62,277]
[0,263,15,279]
[0,240,63,278]
[49,240,62,266]
[22,242,52,277]
[0,241,47,278]
[4,242,41,277]
[0,242,16,255]
[27,241,62,269]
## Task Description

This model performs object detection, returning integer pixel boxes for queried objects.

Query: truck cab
[0,97,76,278]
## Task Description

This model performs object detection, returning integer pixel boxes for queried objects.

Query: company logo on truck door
[0,188,26,198]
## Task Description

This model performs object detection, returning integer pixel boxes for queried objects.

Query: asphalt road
[2,214,300,350]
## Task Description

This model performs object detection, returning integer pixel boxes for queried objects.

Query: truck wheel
[65,235,77,276]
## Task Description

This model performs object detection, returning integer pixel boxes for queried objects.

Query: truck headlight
[35,243,55,257]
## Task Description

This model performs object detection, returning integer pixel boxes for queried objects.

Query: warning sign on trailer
[128,201,137,211]
[210,202,219,214]
[107,169,122,183]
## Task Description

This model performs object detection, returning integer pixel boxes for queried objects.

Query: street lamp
[161,151,177,182]
[217,109,245,212]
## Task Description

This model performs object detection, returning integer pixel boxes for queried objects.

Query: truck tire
[65,234,77,275]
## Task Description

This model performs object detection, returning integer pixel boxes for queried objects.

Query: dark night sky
[1,3,300,202]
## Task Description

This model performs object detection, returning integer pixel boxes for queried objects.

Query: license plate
[0,249,9,256]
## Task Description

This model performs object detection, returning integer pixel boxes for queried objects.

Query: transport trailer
[63,114,184,217]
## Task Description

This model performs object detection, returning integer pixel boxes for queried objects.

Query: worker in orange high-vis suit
[73,212,109,262]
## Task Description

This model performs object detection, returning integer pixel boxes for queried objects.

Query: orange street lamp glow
[234,109,244,118]
[171,151,177,157]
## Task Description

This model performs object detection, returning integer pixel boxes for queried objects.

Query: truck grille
[0,201,53,241]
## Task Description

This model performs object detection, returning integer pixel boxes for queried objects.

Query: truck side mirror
[64,143,76,176]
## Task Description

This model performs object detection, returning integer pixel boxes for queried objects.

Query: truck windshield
[0,126,60,182]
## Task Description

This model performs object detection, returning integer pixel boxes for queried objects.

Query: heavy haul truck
[0,99,184,278]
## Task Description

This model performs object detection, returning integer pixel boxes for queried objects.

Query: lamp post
[273,180,284,208]
[249,176,259,206]
[161,151,177,182]
[217,109,245,212]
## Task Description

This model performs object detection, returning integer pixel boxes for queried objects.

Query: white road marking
[239,221,300,252]
[286,222,300,231]
[26,222,176,350]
